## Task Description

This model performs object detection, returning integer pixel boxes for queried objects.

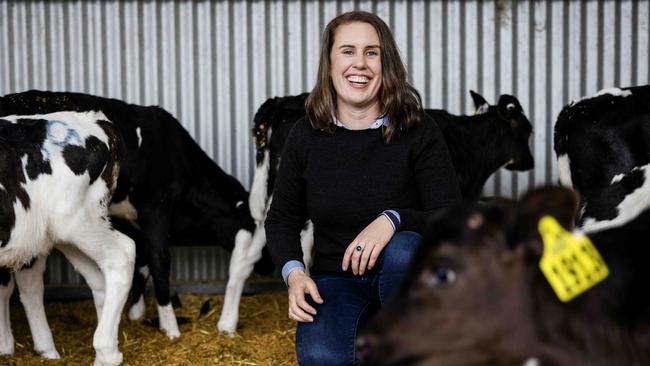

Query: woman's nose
[353,54,367,69]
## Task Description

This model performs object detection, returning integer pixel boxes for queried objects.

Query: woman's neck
[336,101,382,130]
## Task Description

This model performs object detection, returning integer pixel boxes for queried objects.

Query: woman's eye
[367,50,378,57]
[343,49,354,55]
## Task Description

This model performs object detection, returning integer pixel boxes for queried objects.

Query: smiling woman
[329,22,383,129]
[265,10,462,366]
[305,11,425,144]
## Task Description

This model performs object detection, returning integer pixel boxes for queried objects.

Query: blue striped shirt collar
[333,115,388,130]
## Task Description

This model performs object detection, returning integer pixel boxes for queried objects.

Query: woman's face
[330,22,383,113]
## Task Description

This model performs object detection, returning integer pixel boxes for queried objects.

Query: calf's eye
[506,103,516,111]
[424,267,456,289]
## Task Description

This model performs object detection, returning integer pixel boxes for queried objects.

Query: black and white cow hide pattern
[554,85,650,233]
[0,111,135,366]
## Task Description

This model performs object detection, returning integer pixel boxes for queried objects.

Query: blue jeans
[295,231,421,366]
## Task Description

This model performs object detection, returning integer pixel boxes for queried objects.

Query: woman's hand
[342,215,395,275]
[286,269,324,322]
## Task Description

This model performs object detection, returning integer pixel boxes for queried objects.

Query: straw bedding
[5,291,296,365]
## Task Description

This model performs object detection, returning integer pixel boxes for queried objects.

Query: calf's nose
[356,336,374,364]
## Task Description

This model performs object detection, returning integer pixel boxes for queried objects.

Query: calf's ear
[507,186,580,248]
[470,90,489,115]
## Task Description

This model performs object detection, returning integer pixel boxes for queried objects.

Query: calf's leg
[57,245,106,320]
[139,209,179,339]
[217,227,255,336]
[110,217,149,321]
[218,221,313,336]
[127,265,149,321]
[14,256,60,359]
[71,225,135,366]
[0,269,14,356]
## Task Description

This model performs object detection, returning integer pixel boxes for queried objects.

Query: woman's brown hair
[305,11,422,142]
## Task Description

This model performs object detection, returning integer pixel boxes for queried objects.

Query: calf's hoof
[162,327,181,340]
[218,329,236,338]
[0,336,14,356]
[94,349,123,366]
[38,348,61,359]
[217,320,236,338]
[0,344,14,356]
[157,304,180,339]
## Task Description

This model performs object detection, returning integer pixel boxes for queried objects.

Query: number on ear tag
[538,216,609,302]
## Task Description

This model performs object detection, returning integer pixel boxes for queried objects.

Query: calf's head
[358,187,580,366]
[471,91,534,172]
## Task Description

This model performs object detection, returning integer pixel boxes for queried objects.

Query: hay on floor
[6,291,296,365]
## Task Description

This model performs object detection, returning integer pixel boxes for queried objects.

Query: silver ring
[355,245,363,252]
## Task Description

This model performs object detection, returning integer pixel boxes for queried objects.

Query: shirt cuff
[282,260,305,285]
[382,210,401,232]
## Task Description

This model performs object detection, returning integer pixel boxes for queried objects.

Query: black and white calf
[0,111,135,366]
[554,85,650,232]
[0,90,273,342]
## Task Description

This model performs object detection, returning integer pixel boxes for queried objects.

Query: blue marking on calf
[41,120,84,161]
[47,120,84,147]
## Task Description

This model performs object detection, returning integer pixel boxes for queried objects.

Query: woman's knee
[382,231,421,268]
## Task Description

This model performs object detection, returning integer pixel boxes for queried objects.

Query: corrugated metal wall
[0,0,648,285]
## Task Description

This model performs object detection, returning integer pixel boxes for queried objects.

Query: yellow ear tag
[538,216,609,302]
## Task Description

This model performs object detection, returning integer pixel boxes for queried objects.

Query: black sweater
[265,114,461,274]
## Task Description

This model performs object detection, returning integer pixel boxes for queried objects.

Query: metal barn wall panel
[0,0,648,285]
